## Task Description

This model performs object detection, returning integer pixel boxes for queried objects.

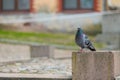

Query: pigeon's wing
[84,34,96,51]
[85,40,96,51]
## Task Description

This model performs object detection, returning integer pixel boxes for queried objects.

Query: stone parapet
[72,51,120,80]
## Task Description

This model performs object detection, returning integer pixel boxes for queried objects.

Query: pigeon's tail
[88,46,96,51]
[89,47,96,51]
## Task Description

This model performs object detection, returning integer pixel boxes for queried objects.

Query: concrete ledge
[0,43,73,62]
[72,51,120,80]
[0,43,54,62]
[0,73,72,80]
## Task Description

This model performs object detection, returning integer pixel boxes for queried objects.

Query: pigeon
[75,28,96,51]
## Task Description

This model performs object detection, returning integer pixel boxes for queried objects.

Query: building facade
[0,0,108,14]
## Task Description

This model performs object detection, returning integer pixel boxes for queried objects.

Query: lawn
[0,29,104,50]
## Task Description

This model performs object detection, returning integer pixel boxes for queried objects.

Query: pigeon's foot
[80,49,83,52]
[78,48,84,53]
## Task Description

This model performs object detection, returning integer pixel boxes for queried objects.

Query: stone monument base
[72,51,120,80]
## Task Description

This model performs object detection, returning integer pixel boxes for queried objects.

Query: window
[63,0,94,10]
[80,0,94,9]
[2,0,15,10]
[1,0,30,11]
[18,0,30,10]
[64,0,77,9]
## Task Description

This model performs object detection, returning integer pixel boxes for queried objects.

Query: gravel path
[0,58,72,76]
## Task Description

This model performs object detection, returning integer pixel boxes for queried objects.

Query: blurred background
[0,0,119,77]
[0,0,119,50]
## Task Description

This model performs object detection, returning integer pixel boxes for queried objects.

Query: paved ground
[0,57,72,77]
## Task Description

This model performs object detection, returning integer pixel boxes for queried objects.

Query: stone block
[72,51,120,80]
[31,45,54,58]
[102,12,120,33]
[96,12,120,50]
[0,43,54,62]
[93,52,114,80]
[72,52,95,80]
[0,43,31,62]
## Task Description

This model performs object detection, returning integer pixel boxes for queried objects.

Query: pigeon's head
[77,28,81,30]
[77,28,83,32]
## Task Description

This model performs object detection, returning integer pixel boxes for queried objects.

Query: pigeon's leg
[80,49,83,52]
[78,48,84,53]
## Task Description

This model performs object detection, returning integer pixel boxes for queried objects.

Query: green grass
[0,29,76,46]
[0,29,104,50]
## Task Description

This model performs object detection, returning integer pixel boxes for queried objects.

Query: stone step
[0,73,72,80]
